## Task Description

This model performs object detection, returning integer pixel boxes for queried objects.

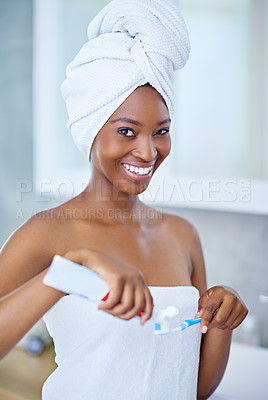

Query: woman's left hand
[195,286,248,334]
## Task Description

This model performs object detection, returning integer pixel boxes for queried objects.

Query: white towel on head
[61,0,190,160]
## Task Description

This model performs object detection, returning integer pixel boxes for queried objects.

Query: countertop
[0,346,56,400]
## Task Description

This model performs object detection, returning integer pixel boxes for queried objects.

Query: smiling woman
[0,1,248,400]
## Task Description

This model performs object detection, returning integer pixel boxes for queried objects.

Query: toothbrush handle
[101,292,110,302]
[184,318,202,327]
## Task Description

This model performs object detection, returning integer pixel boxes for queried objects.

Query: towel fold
[61,0,190,160]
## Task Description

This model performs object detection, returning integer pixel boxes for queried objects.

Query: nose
[132,135,158,162]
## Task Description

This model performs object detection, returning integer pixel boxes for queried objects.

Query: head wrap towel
[61,0,190,160]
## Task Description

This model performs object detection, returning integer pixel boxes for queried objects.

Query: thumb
[195,290,211,317]
[194,311,202,318]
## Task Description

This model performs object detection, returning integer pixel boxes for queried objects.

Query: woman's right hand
[63,248,153,325]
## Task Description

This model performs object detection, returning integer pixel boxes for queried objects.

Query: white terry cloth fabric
[42,287,201,400]
[60,0,191,160]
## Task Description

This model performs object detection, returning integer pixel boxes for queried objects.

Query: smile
[122,163,153,175]
[121,163,154,180]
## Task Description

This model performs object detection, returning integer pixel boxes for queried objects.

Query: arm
[0,216,66,359]
[0,215,154,358]
[0,269,65,359]
[190,227,248,400]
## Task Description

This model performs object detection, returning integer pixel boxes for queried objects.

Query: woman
[0,0,247,399]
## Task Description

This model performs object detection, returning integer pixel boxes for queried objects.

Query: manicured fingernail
[195,312,201,317]
[201,325,208,334]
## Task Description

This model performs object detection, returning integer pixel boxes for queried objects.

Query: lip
[120,160,157,168]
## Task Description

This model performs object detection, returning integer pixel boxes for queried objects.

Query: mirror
[174,0,268,180]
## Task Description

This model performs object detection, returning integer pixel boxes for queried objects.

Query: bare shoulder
[0,206,70,297]
[159,211,199,243]
[143,205,198,243]
[159,211,207,293]
[1,206,68,254]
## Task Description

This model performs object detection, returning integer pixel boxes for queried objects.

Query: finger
[117,286,145,321]
[98,281,124,311]
[140,286,154,325]
[208,297,237,330]
[212,299,242,330]
[199,300,223,333]
[194,311,202,318]
[107,285,135,317]
[229,308,248,330]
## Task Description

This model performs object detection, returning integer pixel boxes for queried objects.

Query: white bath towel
[43,286,201,399]
[61,0,190,160]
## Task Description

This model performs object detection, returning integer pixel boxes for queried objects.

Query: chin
[116,181,150,196]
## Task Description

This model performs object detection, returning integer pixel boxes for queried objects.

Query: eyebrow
[109,117,171,126]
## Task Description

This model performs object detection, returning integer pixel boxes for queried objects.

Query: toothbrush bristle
[154,322,170,335]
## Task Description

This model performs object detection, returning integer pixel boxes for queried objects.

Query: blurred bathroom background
[0,0,267,399]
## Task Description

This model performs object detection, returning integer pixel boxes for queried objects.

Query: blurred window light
[174,0,268,180]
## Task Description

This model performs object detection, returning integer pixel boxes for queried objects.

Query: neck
[80,177,145,226]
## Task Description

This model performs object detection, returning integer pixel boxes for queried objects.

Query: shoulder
[11,206,71,247]
[0,206,66,263]
[2,208,60,253]
[0,205,74,297]
[143,205,199,245]
[160,211,207,293]
[160,211,199,243]
[1,196,98,262]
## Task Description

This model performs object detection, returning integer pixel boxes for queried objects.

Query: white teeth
[123,163,153,176]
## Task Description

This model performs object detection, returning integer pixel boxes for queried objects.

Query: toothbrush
[102,292,202,335]
[154,318,202,335]
[172,318,202,332]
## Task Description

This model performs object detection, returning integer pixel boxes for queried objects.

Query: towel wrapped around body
[43,286,201,399]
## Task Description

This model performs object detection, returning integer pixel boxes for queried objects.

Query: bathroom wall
[160,206,268,347]
[0,0,33,244]
[0,0,267,349]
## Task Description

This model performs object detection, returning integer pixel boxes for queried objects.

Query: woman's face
[91,85,171,195]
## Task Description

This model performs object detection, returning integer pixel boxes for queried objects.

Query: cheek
[104,141,126,158]
[92,135,128,171]
[161,136,171,158]
[100,145,127,172]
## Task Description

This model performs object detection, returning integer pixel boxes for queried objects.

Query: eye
[118,128,135,137]
[154,128,170,136]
